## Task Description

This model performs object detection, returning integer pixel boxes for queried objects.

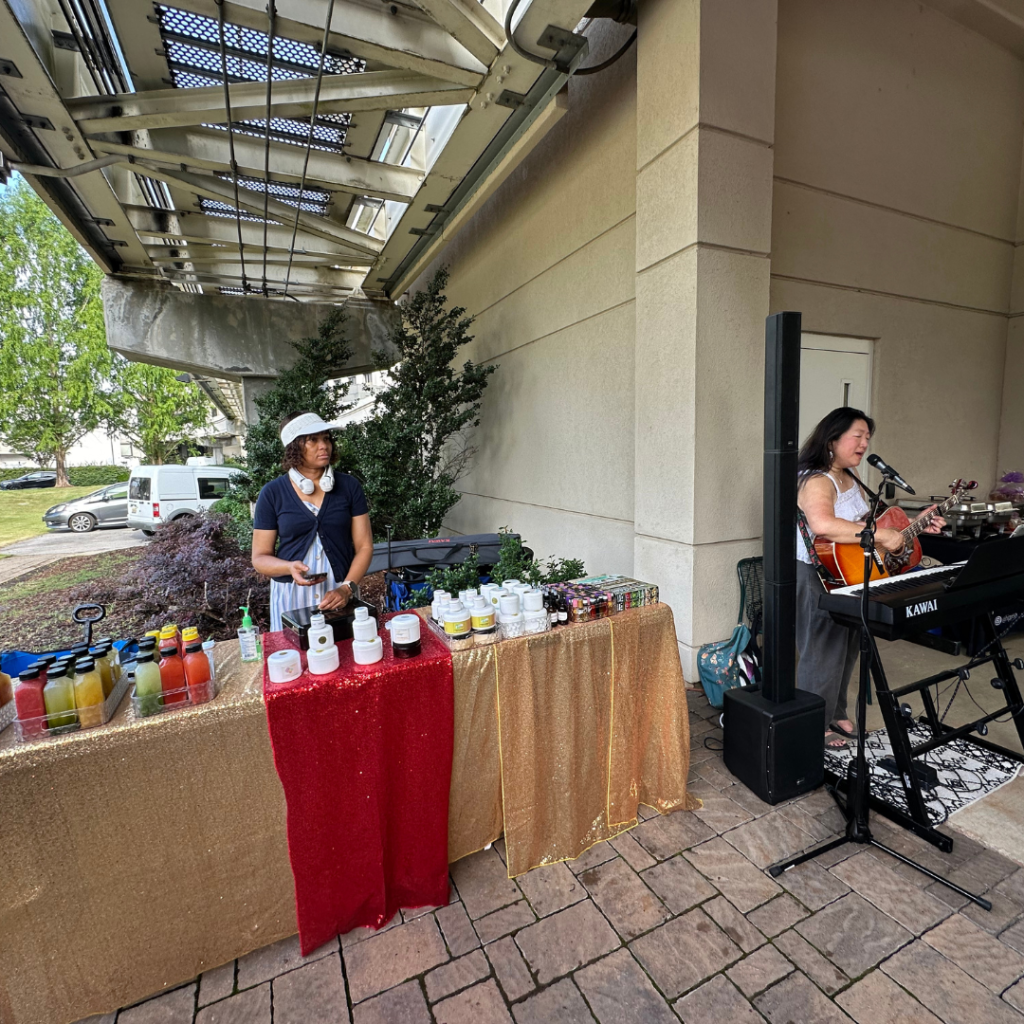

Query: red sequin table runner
[262,621,454,954]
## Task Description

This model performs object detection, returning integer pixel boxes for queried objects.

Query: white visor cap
[280,412,345,447]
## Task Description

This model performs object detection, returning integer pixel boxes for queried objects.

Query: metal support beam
[70,71,475,134]
[119,164,382,255]
[411,0,505,66]
[158,0,487,86]
[92,129,424,203]
[123,204,373,261]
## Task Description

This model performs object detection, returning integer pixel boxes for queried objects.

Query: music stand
[767,474,992,910]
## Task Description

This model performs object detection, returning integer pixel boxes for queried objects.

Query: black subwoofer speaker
[723,687,825,804]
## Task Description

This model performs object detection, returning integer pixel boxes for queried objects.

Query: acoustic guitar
[814,478,974,591]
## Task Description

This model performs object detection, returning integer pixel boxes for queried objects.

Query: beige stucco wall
[416,26,638,576]
[771,0,1024,497]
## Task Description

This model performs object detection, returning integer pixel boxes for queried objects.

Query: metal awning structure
[0,0,606,303]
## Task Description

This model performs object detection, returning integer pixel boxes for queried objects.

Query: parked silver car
[43,483,129,533]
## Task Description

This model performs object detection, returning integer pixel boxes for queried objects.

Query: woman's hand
[876,528,907,554]
[319,585,352,612]
[916,505,947,535]
[289,561,315,586]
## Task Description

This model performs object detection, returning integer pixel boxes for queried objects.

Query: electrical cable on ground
[283,0,336,299]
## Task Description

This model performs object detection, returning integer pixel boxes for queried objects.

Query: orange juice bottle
[158,644,187,705]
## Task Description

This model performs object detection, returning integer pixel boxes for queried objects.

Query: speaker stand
[766,488,991,911]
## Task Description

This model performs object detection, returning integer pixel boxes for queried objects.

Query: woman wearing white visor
[251,411,373,631]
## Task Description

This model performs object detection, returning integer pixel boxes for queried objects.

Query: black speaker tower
[722,312,826,803]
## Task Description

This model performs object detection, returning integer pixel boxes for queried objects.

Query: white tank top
[796,472,870,564]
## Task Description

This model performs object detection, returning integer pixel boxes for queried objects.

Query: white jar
[352,606,378,642]
[307,612,335,651]
[444,600,472,640]
[267,648,302,683]
[501,579,521,592]
[307,644,340,675]
[352,636,384,667]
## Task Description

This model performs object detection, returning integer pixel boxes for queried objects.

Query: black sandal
[830,721,856,738]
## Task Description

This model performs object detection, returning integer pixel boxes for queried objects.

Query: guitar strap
[796,505,843,588]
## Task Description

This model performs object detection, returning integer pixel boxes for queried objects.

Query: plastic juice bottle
[182,626,199,645]
[73,658,105,729]
[183,642,212,704]
[133,651,163,717]
[27,660,49,684]
[43,663,77,731]
[0,666,11,706]
[159,625,180,656]
[158,644,188,705]
[89,646,114,698]
[94,636,121,681]
[237,606,260,662]
[15,666,47,737]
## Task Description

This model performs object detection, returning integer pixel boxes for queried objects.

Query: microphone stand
[767,470,991,910]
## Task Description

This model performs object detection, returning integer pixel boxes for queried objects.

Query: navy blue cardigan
[253,473,369,584]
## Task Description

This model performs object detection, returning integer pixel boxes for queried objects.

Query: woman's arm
[798,475,905,553]
[251,528,319,586]
[319,514,374,611]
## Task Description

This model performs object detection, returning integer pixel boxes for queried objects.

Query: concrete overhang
[102,276,400,381]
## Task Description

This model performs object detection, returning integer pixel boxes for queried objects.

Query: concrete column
[241,377,278,426]
[998,142,1024,477]
[634,0,777,679]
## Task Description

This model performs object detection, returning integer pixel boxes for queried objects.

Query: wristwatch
[342,580,360,601]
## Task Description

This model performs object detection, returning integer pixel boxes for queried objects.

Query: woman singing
[796,408,944,749]
[252,411,374,631]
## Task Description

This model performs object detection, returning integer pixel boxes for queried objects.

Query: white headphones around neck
[289,466,334,495]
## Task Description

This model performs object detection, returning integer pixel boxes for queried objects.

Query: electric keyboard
[819,555,1024,640]
[830,561,966,598]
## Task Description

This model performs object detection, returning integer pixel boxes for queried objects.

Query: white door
[799,334,873,448]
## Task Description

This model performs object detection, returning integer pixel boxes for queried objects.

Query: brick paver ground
[77,692,1024,1023]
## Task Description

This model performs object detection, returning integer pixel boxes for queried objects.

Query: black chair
[736,556,764,654]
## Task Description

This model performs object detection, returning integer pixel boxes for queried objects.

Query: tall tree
[0,177,113,485]
[109,359,211,464]
[350,266,496,540]
[238,307,355,501]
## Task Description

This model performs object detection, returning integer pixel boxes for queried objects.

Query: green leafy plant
[490,530,585,586]
[544,557,587,584]
[107,360,211,464]
[425,553,482,595]
[348,267,496,540]
[0,464,129,485]
[210,491,255,549]
[237,307,356,502]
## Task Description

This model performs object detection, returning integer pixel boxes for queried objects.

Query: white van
[127,465,243,536]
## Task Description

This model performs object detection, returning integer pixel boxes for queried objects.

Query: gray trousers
[795,561,860,727]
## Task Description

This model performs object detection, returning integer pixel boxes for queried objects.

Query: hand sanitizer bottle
[238,606,260,662]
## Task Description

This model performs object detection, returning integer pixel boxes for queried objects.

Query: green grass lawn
[0,486,98,548]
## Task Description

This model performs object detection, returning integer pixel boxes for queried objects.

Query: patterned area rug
[823,723,1021,825]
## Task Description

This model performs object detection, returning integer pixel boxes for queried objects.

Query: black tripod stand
[767,477,991,910]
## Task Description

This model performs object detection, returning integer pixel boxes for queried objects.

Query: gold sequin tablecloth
[0,603,694,1024]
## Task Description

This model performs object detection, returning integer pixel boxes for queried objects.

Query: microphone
[867,453,916,494]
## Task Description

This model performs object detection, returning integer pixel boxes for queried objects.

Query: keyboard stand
[828,611,1024,851]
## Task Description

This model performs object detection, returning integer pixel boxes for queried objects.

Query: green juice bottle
[43,663,77,731]
[133,650,163,717]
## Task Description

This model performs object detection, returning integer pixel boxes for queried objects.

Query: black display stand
[766,480,992,911]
